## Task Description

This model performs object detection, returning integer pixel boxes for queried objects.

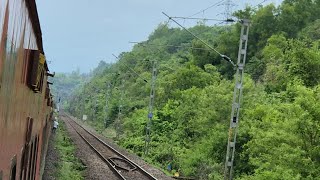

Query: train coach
[0,0,54,180]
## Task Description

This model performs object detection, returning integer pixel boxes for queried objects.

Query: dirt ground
[43,133,59,180]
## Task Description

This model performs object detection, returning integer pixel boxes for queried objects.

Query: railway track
[62,113,157,180]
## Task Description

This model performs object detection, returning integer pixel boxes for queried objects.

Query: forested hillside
[49,70,87,108]
[50,61,109,107]
[67,0,320,179]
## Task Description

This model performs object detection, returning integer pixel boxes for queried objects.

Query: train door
[27,140,34,179]
[20,147,28,180]
[40,118,49,169]
[20,117,33,180]
[31,136,39,180]
[9,156,17,180]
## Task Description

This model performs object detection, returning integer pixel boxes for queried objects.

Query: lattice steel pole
[224,19,250,180]
[145,60,157,155]
[57,96,61,113]
[224,0,233,21]
[116,78,125,139]
[104,82,111,128]
[94,98,97,120]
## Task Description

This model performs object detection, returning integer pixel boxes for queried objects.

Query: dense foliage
[63,0,320,179]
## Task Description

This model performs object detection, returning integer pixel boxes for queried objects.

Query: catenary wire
[112,54,148,83]
[187,0,226,18]
[162,12,236,67]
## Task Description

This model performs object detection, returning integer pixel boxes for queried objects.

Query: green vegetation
[55,120,85,180]
[53,0,320,179]
[50,68,91,108]
[50,62,110,109]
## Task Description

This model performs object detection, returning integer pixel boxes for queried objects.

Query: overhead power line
[129,41,214,51]
[222,0,236,21]
[253,0,269,8]
[162,12,236,67]
[112,54,148,83]
[157,19,172,33]
[187,0,226,18]
[170,16,231,22]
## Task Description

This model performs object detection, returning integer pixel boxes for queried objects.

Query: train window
[23,50,45,93]
[31,53,45,93]
[21,50,30,84]
[10,155,17,180]
[27,50,39,90]
[39,55,46,93]
[45,85,50,99]
[39,70,45,92]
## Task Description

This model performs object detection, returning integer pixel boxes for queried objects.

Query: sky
[36,0,282,73]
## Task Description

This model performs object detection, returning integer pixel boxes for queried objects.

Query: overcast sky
[37,0,282,73]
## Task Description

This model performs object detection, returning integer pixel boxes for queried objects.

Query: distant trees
[50,69,89,108]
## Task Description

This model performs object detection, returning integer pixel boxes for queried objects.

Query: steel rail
[65,116,126,180]
[63,113,157,180]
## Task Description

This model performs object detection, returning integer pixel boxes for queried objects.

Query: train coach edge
[0,0,54,180]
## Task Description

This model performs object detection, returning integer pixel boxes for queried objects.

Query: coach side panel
[0,0,52,180]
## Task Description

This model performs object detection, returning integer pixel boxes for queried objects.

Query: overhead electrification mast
[162,11,250,179]
[104,82,112,128]
[223,0,234,22]
[145,60,157,155]
[224,19,250,180]
[116,78,124,139]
